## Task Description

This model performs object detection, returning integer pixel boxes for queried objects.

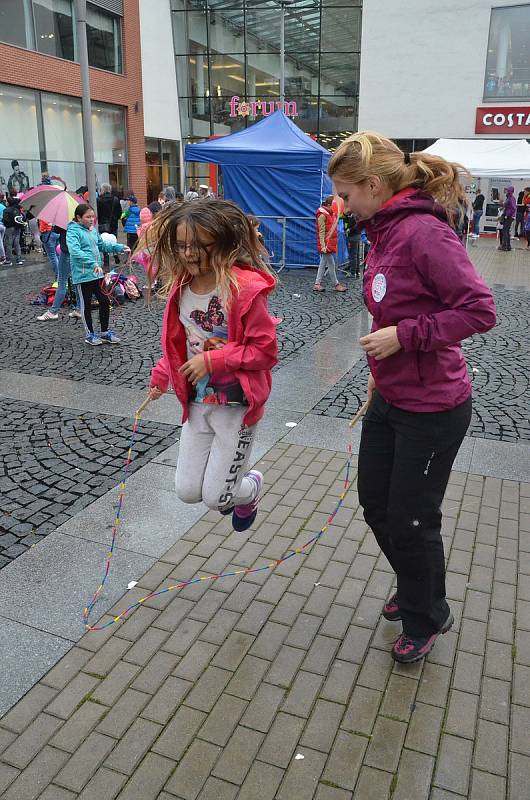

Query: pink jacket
[363,189,496,412]
[151,265,278,426]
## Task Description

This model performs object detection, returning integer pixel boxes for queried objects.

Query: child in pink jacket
[147,200,278,532]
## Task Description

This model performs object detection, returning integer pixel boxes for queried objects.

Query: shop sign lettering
[476,106,530,134]
[230,96,298,118]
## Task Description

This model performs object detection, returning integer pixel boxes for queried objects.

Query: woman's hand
[360,326,401,360]
[179,353,209,385]
[148,386,163,401]
[366,372,376,404]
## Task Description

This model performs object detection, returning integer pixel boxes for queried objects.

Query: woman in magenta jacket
[329,132,496,663]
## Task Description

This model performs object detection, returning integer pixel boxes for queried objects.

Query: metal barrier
[255,215,350,272]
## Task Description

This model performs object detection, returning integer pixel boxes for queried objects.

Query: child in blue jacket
[66,203,130,345]
[121,195,141,250]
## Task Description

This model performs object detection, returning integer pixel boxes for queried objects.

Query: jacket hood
[506,186,515,194]
[364,188,447,239]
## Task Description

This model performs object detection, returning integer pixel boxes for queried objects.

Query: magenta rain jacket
[363,188,497,413]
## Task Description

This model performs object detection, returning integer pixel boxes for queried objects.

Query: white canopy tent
[423,138,530,178]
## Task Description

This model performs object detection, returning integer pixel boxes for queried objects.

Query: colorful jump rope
[83,399,369,632]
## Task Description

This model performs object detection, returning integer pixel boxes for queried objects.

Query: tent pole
[280,2,285,105]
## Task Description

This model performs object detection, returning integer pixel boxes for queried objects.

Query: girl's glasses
[175,241,215,254]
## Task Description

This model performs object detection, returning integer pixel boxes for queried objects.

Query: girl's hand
[123,246,131,254]
[148,386,163,401]
[360,326,401,360]
[366,372,376,404]
[179,353,209,385]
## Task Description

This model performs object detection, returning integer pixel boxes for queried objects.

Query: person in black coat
[97,183,122,267]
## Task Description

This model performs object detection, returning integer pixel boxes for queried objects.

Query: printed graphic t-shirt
[179,285,246,405]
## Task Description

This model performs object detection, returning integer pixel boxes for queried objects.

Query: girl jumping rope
[146,199,278,532]
[328,133,496,663]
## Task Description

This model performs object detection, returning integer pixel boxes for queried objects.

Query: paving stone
[452,651,483,694]
[342,685,381,736]
[463,589,491,623]
[301,699,345,753]
[302,635,340,675]
[351,766,394,800]
[474,718,509,776]
[199,693,247,746]
[405,701,444,756]
[237,760,284,800]
[488,608,515,644]
[393,749,435,800]
[266,645,305,688]
[104,718,163,775]
[152,705,207,761]
[511,705,530,756]
[41,647,93,690]
[364,716,407,772]
[320,660,358,705]
[76,767,128,800]
[122,627,170,666]
[97,689,150,738]
[54,732,117,793]
[1,745,69,800]
[0,683,57,734]
[321,729,367,791]
[458,618,487,654]
[90,660,141,707]
[434,733,473,795]
[285,613,322,649]
[164,740,221,798]
[444,689,479,740]
[357,648,393,691]
[38,787,76,800]
[469,769,507,800]
[196,776,238,800]
[45,673,100,720]
[84,636,132,676]
[480,676,511,724]
[276,747,327,799]
[320,604,355,639]
[141,675,193,725]
[282,671,324,718]
[271,592,306,626]
[185,666,232,713]
[173,640,218,682]
[211,631,255,672]
[50,701,108,753]
[211,725,263,785]
[380,674,418,722]
[510,752,530,800]
[161,617,206,654]
[1,713,63,769]
[258,712,306,768]
[248,620,289,660]
[225,654,270,700]
[485,640,513,680]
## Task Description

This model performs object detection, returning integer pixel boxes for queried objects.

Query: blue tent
[185,111,340,268]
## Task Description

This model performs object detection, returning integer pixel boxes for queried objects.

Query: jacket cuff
[150,367,169,392]
[207,348,227,374]
[396,319,417,352]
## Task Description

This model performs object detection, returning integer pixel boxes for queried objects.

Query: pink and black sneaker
[392,612,454,664]
[382,592,401,621]
[232,471,263,532]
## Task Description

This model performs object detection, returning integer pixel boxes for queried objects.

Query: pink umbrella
[20,185,85,230]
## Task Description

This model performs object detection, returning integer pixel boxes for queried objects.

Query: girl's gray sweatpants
[176,404,258,511]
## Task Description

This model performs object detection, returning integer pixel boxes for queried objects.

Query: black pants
[77,279,110,335]
[127,233,138,250]
[358,391,472,638]
[515,210,525,237]
[347,239,360,276]
[501,216,513,250]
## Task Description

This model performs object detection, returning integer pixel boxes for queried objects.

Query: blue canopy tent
[185,110,344,268]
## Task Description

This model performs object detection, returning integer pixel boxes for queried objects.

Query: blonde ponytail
[328,132,470,225]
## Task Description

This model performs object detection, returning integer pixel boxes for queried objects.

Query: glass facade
[484,4,530,100]
[0,0,123,74]
[171,0,361,179]
[145,138,181,203]
[0,83,128,196]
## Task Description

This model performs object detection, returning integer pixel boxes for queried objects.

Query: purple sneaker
[392,612,454,664]
[382,592,401,621]
[232,471,263,532]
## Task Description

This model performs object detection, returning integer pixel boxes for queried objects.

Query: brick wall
[0,0,146,205]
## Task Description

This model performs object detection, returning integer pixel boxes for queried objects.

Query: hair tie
[404,152,411,165]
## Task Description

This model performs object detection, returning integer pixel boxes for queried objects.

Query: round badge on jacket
[372,273,387,302]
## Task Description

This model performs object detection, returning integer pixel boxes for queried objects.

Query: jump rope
[82,400,369,632]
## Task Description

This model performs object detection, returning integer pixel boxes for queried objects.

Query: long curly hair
[328,131,470,226]
[140,199,276,303]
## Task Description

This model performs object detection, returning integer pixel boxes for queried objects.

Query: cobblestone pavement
[0,441,528,799]
[314,287,530,443]
[0,263,363,384]
[0,398,177,568]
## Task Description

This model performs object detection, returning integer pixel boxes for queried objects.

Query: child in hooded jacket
[146,199,278,531]
[66,203,130,345]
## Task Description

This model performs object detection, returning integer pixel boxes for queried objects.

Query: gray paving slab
[470,438,530,482]
[282,413,361,452]
[0,617,72,716]
[56,483,205,558]
[0,532,154,640]
[0,370,179,424]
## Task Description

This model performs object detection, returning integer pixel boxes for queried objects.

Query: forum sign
[229,96,299,119]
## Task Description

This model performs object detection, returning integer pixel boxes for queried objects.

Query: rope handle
[136,396,152,416]
[349,399,370,428]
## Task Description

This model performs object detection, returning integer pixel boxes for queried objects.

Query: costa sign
[476,106,530,134]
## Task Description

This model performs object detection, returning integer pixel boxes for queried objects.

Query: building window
[145,138,181,203]
[33,0,74,60]
[86,3,123,73]
[0,0,33,48]
[172,0,362,156]
[484,5,530,100]
[0,85,40,193]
